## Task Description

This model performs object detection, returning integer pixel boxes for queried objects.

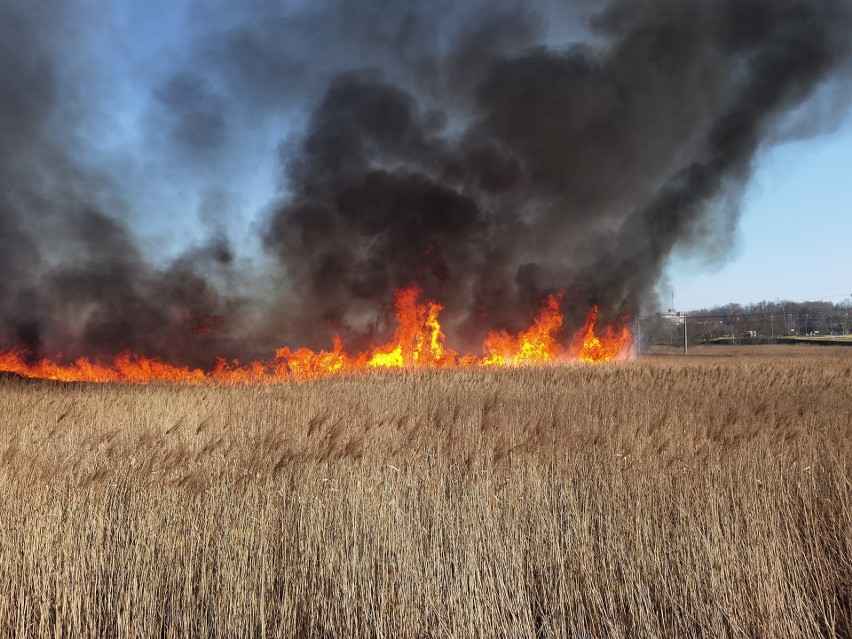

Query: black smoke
[1,0,850,362]
[261,0,852,347]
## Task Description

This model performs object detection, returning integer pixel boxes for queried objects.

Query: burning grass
[0,286,632,384]
[0,352,850,637]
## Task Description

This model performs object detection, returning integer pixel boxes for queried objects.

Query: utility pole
[635,314,641,355]
[683,313,688,355]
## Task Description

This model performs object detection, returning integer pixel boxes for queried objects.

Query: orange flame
[569,305,633,363]
[481,293,565,366]
[0,285,632,384]
[367,286,458,369]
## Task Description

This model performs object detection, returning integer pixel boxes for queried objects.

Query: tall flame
[481,293,565,366]
[569,305,633,363]
[367,287,458,369]
[0,285,632,384]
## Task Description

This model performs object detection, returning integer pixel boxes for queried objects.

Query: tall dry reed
[0,351,849,637]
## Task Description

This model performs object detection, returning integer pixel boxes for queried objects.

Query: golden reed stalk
[0,345,849,638]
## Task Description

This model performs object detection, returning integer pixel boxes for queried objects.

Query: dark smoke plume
[262,0,852,347]
[0,0,850,362]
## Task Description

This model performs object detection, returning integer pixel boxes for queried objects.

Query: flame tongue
[367,286,458,369]
[0,285,633,383]
[482,293,564,366]
[571,305,633,363]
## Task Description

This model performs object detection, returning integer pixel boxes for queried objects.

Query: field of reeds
[0,347,849,638]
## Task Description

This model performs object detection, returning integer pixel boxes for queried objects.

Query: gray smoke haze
[1,0,850,363]
[0,0,243,366]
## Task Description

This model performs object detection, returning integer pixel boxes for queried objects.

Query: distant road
[706,336,852,346]
[780,335,852,344]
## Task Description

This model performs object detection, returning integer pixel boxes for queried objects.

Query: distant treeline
[646,300,852,346]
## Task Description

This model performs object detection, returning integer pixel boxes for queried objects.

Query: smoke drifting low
[1,0,850,363]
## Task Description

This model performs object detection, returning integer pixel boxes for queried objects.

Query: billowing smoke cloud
[1,0,850,362]
[261,0,852,346]
[0,0,241,366]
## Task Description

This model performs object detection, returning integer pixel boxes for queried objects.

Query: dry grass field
[0,349,849,638]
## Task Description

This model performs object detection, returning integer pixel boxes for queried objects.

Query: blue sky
[666,114,852,311]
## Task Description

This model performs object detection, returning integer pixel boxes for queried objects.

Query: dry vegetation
[0,349,850,638]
